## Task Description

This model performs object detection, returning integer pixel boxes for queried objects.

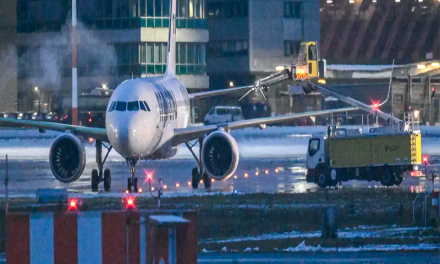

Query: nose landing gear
[126,158,140,193]
[91,140,113,192]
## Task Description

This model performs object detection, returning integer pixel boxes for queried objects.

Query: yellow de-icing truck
[306,125,422,188]
[290,41,327,94]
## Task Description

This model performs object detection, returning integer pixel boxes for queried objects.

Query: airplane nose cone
[117,119,144,157]
[107,112,156,158]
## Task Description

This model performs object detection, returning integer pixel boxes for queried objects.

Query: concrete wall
[249,0,291,73]
[248,0,319,73]
[207,16,249,74]
[0,0,18,112]
[302,0,319,43]
[391,78,440,123]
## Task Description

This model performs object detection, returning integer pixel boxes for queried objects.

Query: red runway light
[68,199,77,210]
[126,197,135,208]
[144,169,155,183]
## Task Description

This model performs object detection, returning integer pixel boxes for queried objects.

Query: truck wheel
[394,175,403,186]
[316,167,329,188]
[380,168,395,187]
[329,169,338,187]
[394,169,404,186]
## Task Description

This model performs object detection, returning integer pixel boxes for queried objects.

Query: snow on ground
[2,189,235,199]
[202,226,434,244]
[202,241,440,253]
[2,125,440,139]
[276,241,440,252]
[1,126,440,161]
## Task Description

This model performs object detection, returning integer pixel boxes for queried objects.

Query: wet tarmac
[1,157,438,197]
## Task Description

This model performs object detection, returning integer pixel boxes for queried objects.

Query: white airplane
[0,0,356,193]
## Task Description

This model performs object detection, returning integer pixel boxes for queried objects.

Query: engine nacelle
[49,133,86,183]
[201,130,239,180]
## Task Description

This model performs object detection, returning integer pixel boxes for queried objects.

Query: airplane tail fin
[165,0,177,76]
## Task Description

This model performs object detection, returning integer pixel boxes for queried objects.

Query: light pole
[72,0,78,125]
[34,87,40,113]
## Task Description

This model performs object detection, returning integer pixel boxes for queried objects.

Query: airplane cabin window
[127,101,140,111]
[140,101,147,111]
[143,101,151,111]
[116,101,127,111]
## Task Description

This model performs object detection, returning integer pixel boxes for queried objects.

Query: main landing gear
[185,137,211,189]
[126,158,140,193]
[91,141,113,192]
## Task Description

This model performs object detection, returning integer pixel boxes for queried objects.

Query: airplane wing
[189,85,254,100]
[0,118,108,142]
[172,107,358,146]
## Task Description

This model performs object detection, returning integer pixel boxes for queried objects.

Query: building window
[17,0,28,22]
[176,43,207,75]
[18,0,206,32]
[207,1,248,18]
[208,40,248,57]
[177,0,204,18]
[284,1,302,18]
[284,40,301,57]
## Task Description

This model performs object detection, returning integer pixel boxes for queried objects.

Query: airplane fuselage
[105,75,191,160]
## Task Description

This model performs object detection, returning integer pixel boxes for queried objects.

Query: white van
[204,106,244,125]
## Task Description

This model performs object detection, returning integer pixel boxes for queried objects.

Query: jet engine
[49,133,86,183]
[201,130,239,180]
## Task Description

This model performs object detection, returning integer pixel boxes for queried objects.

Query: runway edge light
[126,197,135,209]
[68,199,78,211]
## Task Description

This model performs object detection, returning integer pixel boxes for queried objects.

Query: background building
[4,0,439,124]
[0,0,18,112]
[320,0,440,64]
[204,0,320,117]
[206,0,319,88]
[16,0,209,112]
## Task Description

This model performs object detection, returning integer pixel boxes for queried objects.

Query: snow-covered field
[276,241,440,252]
[202,226,434,244]
[201,225,440,253]
[1,126,440,161]
[202,242,440,253]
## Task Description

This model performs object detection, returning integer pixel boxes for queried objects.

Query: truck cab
[307,127,362,171]
[306,136,326,171]
[290,41,326,95]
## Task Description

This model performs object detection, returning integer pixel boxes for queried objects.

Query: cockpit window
[116,101,127,111]
[143,101,151,111]
[140,101,147,111]
[108,102,116,112]
[140,101,151,112]
[127,101,139,111]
